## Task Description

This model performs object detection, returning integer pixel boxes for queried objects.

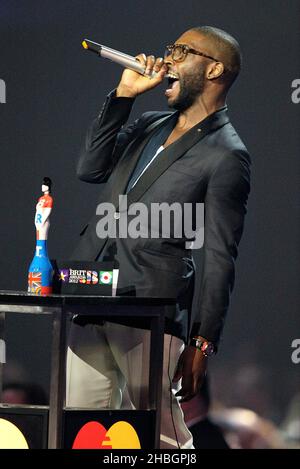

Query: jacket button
[114,212,120,220]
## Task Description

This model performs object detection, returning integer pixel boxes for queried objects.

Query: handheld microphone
[82,39,165,78]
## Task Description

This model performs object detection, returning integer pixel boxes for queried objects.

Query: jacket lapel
[111,113,176,209]
[122,107,229,210]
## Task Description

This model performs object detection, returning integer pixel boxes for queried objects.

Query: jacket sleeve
[190,150,251,346]
[76,90,138,183]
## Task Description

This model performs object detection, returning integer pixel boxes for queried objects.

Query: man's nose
[163,50,174,65]
[164,54,172,63]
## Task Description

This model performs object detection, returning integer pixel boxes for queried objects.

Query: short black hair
[191,26,242,89]
[2,382,48,405]
[43,176,52,191]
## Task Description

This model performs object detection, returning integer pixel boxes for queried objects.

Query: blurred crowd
[181,373,299,449]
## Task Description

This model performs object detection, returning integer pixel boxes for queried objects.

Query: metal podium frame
[0,290,175,449]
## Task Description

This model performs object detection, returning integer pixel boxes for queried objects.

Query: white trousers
[66,321,193,449]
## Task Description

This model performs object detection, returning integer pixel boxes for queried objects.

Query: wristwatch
[189,338,216,357]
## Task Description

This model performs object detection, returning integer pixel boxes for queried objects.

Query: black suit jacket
[71,90,251,344]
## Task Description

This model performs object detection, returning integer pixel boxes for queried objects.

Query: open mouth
[167,72,179,83]
[165,74,179,96]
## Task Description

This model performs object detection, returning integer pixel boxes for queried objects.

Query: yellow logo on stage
[0,418,29,449]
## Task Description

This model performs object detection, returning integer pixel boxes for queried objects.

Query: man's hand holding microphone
[116,54,168,98]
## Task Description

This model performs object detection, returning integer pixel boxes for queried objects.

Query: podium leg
[0,312,5,396]
[149,307,165,449]
[48,306,67,448]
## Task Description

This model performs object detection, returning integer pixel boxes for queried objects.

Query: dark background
[0,0,299,433]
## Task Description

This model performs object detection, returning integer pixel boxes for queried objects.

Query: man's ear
[206,62,225,80]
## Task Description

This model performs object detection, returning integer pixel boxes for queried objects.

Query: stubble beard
[169,65,206,112]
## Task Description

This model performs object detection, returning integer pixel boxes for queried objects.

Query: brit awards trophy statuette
[28,177,54,295]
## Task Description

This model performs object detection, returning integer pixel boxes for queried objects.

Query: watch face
[202,342,215,356]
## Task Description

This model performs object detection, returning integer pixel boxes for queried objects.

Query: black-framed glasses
[164,43,221,64]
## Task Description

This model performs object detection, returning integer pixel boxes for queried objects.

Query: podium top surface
[0,290,175,308]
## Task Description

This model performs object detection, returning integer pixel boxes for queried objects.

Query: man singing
[67,26,251,449]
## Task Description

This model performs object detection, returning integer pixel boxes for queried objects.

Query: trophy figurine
[28,177,54,295]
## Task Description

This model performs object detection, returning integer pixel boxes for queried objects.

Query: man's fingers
[179,394,196,403]
[145,56,167,78]
[175,374,202,402]
[133,54,167,81]
[172,354,184,382]
[172,367,182,383]
[135,53,147,65]
[173,347,208,403]
[145,55,155,76]
[175,375,193,398]
[153,57,164,73]
[175,386,196,402]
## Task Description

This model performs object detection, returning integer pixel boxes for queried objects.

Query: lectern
[0,291,175,449]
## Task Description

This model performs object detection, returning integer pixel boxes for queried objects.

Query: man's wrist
[189,336,216,357]
[116,85,137,98]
